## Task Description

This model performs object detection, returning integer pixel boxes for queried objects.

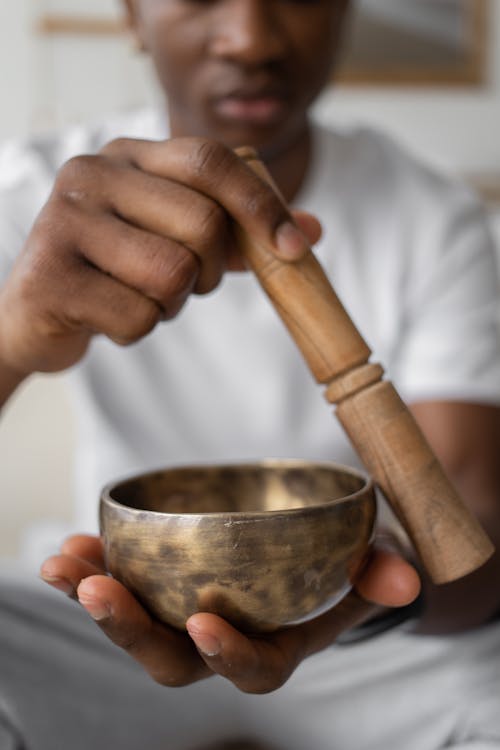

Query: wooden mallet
[235,146,494,585]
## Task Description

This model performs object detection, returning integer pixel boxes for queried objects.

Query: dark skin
[131,0,350,199]
[0,0,419,695]
[411,401,500,634]
[0,0,497,693]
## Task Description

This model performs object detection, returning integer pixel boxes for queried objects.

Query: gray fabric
[0,711,26,750]
[0,725,24,750]
[2,575,500,750]
[0,576,243,750]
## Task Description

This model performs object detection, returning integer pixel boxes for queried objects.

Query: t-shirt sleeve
[391,183,500,405]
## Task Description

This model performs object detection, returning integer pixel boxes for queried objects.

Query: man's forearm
[414,534,500,635]
[409,401,500,635]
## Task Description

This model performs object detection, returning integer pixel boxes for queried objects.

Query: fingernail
[275,221,309,261]
[187,628,221,657]
[40,575,75,597]
[78,594,111,621]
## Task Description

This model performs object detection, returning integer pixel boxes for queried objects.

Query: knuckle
[193,264,224,296]
[158,250,198,300]
[236,661,289,694]
[99,137,133,159]
[55,154,105,200]
[142,245,198,308]
[240,672,289,695]
[188,202,227,295]
[113,300,161,346]
[242,184,284,228]
[22,209,79,285]
[188,139,233,181]
[111,630,141,653]
[59,534,82,553]
[195,200,228,244]
[151,670,194,688]
[147,655,208,688]
[269,666,292,692]
[17,229,61,300]
[104,618,151,655]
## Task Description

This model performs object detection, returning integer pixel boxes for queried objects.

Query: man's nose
[209,0,287,66]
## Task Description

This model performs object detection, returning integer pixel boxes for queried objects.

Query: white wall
[1,1,500,174]
[315,2,500,175]
[0,1,499,561]
[0,1,35,138]
[0,0,159,140]
[0,376,74,560]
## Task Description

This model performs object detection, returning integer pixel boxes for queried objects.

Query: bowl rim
[100,458,375,520]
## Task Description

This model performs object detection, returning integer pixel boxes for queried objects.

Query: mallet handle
[235,146,493,584]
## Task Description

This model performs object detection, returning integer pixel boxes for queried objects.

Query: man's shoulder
[313,121,481,222]
[0,108,166,267]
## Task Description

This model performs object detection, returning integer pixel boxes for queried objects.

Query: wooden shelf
[37,14,127,36]
[38,4,489,88]
[336,0,488,87]
[33,16,500,210]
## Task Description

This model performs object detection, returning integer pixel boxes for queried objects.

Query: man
[0,1,499,748]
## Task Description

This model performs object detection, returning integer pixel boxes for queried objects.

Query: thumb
[355,548,421,608]
[290,209,323,246]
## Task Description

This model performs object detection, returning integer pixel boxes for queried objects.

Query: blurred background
[0,0,499,563]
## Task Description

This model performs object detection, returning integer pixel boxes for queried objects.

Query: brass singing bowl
[100,460,376,633]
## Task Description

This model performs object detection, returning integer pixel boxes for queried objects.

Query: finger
[33,242,163,347]
[60,534,106,569]
[295,549,421,657]
[54,155,230,295]
[355,549,421,608]
[40,553,103,598]
[101,138,309,262]
[222,210,322,273]
[69,261,162,345]
[183,548,421,695]
[291,210,322,246]
[77,575,210,686]
[88,166,230,295]
[184,551,421,693]
[186,613,302,694]
[72,211,200,316]
[186,590,380,694]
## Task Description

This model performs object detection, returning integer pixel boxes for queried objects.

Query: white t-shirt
[0,109,499,533]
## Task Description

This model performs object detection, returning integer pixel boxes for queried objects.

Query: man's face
[125,0,350,157]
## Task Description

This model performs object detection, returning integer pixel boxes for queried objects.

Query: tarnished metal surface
[100,460,376,633]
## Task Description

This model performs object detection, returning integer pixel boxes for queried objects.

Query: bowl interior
[106,461,370,516]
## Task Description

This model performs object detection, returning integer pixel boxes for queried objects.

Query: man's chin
[208,120,284,150]
[171,107,307,161]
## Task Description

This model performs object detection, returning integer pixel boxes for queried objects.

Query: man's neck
[168,108,312,205]
[259,125,312,204]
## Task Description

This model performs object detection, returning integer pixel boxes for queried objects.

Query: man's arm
[410,400,500,634]
[0,138,314,412]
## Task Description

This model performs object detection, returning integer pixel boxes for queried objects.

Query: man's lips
[212,94,288,124]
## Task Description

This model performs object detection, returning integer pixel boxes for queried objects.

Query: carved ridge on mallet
[324,362,385,404]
